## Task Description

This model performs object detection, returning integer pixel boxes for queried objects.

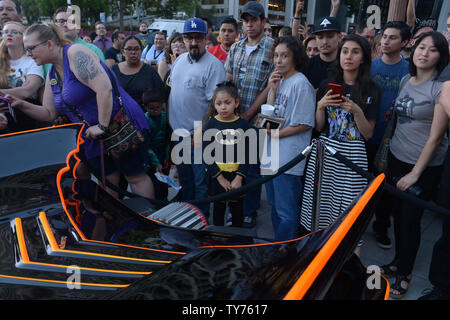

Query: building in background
[201,0,350,30]
[358,0,449,32]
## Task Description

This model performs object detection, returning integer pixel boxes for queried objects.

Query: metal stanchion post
[311,139,325,232]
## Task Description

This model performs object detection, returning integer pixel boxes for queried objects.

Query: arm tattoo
[73,50,100,82]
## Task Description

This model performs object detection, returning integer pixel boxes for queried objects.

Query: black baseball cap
[241,1,265,19]
[313,16,341,34]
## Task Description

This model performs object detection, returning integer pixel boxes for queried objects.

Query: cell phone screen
[262,119,280,129]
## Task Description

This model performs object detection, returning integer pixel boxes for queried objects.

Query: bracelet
[97,123,109,133]
[294,17,300,20]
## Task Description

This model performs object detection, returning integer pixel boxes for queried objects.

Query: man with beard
[135,21,155,48]
[168,17,225,217]
[0,0,21,28]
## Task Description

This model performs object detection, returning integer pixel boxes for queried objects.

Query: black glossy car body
[0,124,388,300]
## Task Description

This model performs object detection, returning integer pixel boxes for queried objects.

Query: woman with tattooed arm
[1,23,155,200]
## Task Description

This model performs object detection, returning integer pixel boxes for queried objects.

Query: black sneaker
[375,232,392,249]
[242,216,256,228]
[418,287,450,300]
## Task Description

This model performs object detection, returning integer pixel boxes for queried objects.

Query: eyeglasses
[0,30,22,36]
[171,44,186,50]
[55,19,68,25]
[123,47,141,52]
[183,34,205,42]
[24,40,47,54]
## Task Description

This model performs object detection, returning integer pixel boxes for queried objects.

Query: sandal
[379,261,399,278]
[390,274,412,299]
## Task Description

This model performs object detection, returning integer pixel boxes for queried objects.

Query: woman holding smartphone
[299,34,380,243]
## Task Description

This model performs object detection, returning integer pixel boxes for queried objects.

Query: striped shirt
[224,35,274,112]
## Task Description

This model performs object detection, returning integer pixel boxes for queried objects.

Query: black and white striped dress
[299,135,368,232]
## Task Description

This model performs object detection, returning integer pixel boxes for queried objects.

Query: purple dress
[49,45,149,160]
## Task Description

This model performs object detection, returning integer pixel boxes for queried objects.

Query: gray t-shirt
[169,52,226,134]
[390,74,447,166]
[438,63,450,147]
[261,72,316,176]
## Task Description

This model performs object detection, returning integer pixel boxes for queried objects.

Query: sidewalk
[252,185,442,300]
[167,178,442,300]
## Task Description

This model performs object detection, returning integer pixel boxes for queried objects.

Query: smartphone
[0,97,15,122]
[328,83,344,101]
[262,118,280,129]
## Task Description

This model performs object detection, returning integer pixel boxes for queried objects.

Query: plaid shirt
[225,35,274,111]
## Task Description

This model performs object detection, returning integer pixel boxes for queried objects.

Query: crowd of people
[0,0,449,300]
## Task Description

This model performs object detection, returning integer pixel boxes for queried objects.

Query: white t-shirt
[9,55,44,88]
[237,44,257,90]
[261,72,316,176]
[141,44,165,65]
[168,52,226,133]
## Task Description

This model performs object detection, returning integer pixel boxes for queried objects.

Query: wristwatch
[97,123,109,134]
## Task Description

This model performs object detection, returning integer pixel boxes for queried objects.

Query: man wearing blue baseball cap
[169,17,226,217]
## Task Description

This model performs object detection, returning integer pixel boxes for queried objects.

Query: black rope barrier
[87,144,313,208]
[325,145,450,218]
[85,140,450,219]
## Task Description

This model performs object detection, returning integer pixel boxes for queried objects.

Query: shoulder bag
[373,74,411,173]
[101,67,145,160]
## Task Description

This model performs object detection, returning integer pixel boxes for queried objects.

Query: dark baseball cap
[313,16,341,34]
[241,1,265,19]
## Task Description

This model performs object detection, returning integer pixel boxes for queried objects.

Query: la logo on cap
[320,18,332,27]
[191,20,197,29]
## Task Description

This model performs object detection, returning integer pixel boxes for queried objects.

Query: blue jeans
[265,173,303,241]
[243,164,261,217]
[174,139,209,216]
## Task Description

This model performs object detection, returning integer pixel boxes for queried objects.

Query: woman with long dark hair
[262,36,316,241]
[300,34,380,244]
[379,31,449,299]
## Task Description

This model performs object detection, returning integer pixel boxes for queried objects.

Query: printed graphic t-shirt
[9,55,43,89]
[390,75,447,166]
[317,79,380,142]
